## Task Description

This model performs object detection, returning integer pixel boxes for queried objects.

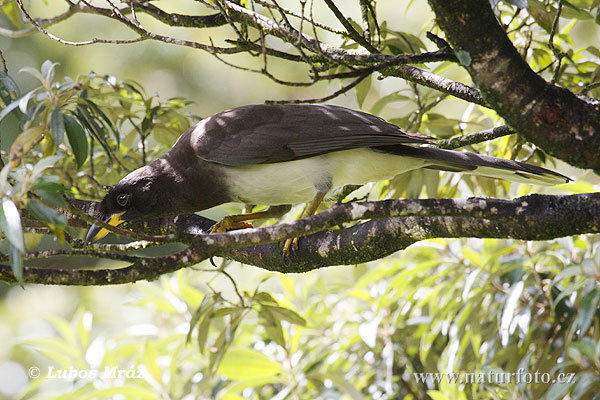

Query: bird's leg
[283,191,327,256]
[209,204,291,233]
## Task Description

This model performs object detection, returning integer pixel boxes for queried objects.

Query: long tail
[375,145,570,186]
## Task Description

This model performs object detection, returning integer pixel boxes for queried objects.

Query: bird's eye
[116,193,130,207]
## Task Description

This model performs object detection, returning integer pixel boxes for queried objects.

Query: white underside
[220,148,430,205]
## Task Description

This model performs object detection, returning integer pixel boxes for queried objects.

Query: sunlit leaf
[262,305,306,326]
[1,197,25,253]
[9,126,44,167]
[0,96,23,123]
[143,342,163,385]
[1,2,21,28]
[217,348,281,380]
[355,75,371,108]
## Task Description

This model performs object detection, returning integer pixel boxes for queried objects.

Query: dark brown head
[86,161,175,241]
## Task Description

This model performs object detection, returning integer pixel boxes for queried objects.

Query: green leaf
[355,75,371,108]
[8,243,23,286]
[575,287,600,336]
[500,281,524,346]
[143,342,163,385]
[369,91,410,116]
[253,292,279,305]
[1,3,21,28]
[259,307,285,347]
[323,372,367,400]
[64,114,89,169]
[32,155,63,179]
[35,189,67,208]
[32,180,67,193]
[263,305,306,326]
[0,97,23,123]
[187,296,216,343]
[27,199,67,228]
[0,198,25,253]
[506,0,528,8]
[542,379,573,400]
[571,372,600,400]
[217,348,281,380]
[50,109,65,145]
[41,60,58,84]
[19,66,45,85]
[196,309,212,354]
[0,71,20,100]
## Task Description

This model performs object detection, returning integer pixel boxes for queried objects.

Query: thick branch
[428,0,600,169]
[1,193,598,285]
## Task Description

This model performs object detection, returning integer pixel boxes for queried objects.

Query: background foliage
[0,0,599,399]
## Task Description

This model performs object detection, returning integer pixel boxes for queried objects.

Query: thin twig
[252,0,344,35]
[0,49,7,73]
[15,0,146,46]
[265,71,371,104]
[434,125,514,150]
[323,0,378,53]
[548,0,564,84]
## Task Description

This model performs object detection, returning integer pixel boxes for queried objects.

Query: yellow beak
[86,211,125,242]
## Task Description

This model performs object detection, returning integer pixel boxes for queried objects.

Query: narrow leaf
[9,243,23,286]
[1,3,21,28]
[355,75,371,108]
[0,198,25,253]
[27,199,67,228]
[41,60,58,83]
[0,97,22,123]
[0,71,20,100]
[9,126,44,167]
[575,287,600,336]
[263,305,306,326]
[19,66,45,84]
[50,109,65,145]
[500,281,524,346]
[217,348,281,380]
[63,114,88,169]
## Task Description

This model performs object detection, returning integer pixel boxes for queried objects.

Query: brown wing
[187,104,432,166]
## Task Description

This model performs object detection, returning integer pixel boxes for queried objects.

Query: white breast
[219,148,429,205]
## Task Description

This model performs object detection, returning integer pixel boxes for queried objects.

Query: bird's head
[86,163,169,242]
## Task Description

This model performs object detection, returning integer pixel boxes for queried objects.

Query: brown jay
[87,104,569,252]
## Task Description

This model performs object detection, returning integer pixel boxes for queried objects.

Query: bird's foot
[209,216,253,233]
[282,237,300,257]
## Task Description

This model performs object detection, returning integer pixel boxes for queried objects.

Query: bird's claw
[282,237,300,257]
[209,216,253,233]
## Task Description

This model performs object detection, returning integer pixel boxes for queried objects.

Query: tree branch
[2,193,598,285]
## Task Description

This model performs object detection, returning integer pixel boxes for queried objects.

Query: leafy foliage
[10,236,600,399]
[0,61,195,278]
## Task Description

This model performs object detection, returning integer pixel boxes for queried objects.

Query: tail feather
[374,145,570,186]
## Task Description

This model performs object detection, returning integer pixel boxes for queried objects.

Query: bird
[86,104,570,254]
